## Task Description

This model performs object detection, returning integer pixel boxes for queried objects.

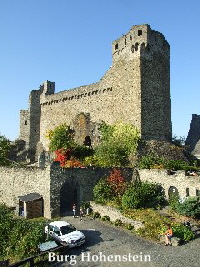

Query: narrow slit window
[115,43,118,50]
[25,120,27,125]
[196,189,200,196]
[186,188,189,197]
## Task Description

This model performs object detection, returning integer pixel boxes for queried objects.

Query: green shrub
[95,122,140,167]
[93,178,112,204]
[0,135,11,166]
[47,124,76,151]
[138,154,193,171]
[7,219,46,261]
[125,223,134,230]
[0,204,14,259]
[122,181,166,209]
[93,212,101,219]
[0,203,49,262]
[138,154,165,169]
[169,195,180,210]
[114,219,123,226]
[164,160,188,171]
[101,215,110,221]
[172,224,195,241]
[174,197,200,218]
[125,209,171,241]
[72,145,94,160]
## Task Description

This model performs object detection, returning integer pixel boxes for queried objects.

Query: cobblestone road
[51,215,200,267]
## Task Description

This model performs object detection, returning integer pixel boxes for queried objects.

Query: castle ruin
[19,24,172,160]
[186,114,200,159]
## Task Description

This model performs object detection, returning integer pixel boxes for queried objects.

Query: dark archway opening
[168,186,179,201]
[83,135,91,147]
[60,181,80,216]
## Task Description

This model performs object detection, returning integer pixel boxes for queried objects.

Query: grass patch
[122,208,195,241]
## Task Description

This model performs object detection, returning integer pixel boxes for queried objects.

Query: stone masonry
[186,114,200,158]
[139,169,200,199]
[19,24,171,160]
[0,164,133,218]
[0,165,199,219]
[90,202,144,230]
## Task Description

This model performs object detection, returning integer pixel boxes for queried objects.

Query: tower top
[112,24,169,63]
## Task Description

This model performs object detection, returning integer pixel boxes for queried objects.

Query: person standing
[72,204,76,218]
[80,208,84,221]
[164,224,173,246]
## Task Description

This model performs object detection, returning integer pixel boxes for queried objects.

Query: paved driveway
[51,216,200,267]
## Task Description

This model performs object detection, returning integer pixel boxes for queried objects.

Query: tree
[122,181,166,209]
[93,178,112,204]
[93,169,127,205]
[95,122,140,167]
[47,124,94,167]
[0,135,11,166]
[46,124,76,151]
[107,169,127,198]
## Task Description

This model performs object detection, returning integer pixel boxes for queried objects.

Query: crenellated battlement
[39,80,55,95]
[112,24,169,64]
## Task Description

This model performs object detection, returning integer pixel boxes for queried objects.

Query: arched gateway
[60,180,80,216]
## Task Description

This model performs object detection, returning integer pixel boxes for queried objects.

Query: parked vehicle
[45,221,85,248]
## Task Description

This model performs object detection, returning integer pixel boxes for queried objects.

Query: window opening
[186,188,189,197]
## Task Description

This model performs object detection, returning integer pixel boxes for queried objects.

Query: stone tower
[111,24,171,141]
[19,24,171,159]
[186,114,200,158]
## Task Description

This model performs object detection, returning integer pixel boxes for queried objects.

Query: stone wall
[49,164,133,217]
[0,164,133,218]
[138,169,200,199]
[90,202,144,230]
[0,166,51,218]
[2,165,197,220]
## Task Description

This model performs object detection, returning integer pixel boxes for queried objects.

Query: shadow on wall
[60,180,80,216]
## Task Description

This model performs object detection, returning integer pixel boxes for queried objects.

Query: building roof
[18,193,42,202]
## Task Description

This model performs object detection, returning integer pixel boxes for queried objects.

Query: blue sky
[0,0,200,141]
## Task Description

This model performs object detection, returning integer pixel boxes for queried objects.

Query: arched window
[83,136,91,147]
[135,42,139,51]
[131,45,135,53]
[168,186,179,201]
